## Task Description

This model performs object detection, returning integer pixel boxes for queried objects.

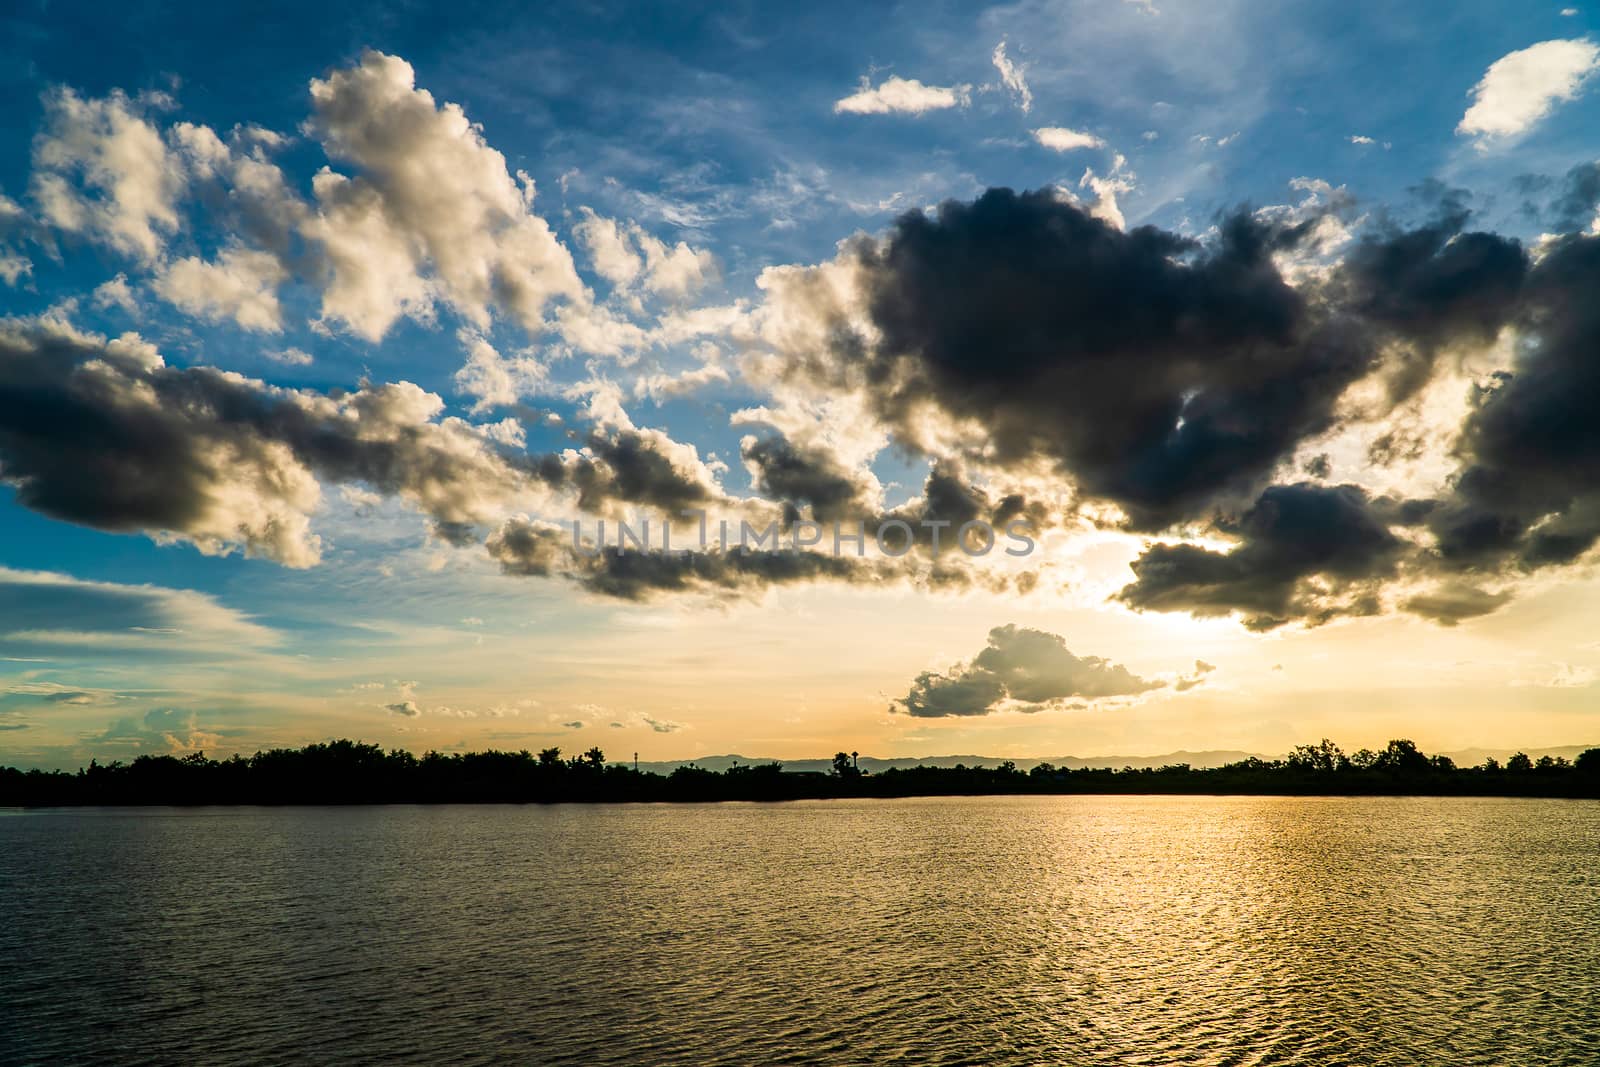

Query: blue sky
[5,0,1600,767]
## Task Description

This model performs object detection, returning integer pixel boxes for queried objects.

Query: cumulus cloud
[893,625,1163,717]
[992,42,1033,113]
[1423,230,1600,572]
[1117,483,1404,631]
[154,246,287,331]
[303,50,584,339]
[1032,127,1104,152]
[0,315,532,565]
[485,515,887,600]
[745,186,1542,540]
[756,189,1371,531]
[91,274,139,314]
[573,208,716,301]
[834,76,971,115]
[633,349,730,403]
[453,332,548,413]
[30,88,183,262]
[1458,39,1600,147]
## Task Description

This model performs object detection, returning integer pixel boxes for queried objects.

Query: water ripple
[2,796,1598,1064]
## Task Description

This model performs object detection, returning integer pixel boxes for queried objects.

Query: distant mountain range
[627,744,1600,775]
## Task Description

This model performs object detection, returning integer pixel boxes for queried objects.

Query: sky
[5,0,1600,769]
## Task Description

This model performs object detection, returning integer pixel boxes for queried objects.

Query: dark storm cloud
[513,428,716,517]
[740,435,875,524]
[1117,483,1404,631]
[843,189,1358,530]
[1331,194,1525,354]
[485,515,888,600]
[0,319,528,563]
[774,186,1600,627]
[893,624,1164,717]
[1326,194,1526,400]
[742,429,1054,559]
[565,429,717,514]
[1400,582,1513,626]
[1550,162,1600,232]
[779,188,1538,540]
[1427,233,1600,573]
[0,319,731,563]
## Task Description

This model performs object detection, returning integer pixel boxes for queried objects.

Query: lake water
[3,796,1598,1065]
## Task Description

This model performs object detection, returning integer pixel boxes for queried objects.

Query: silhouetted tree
[1288,738,1346,773]
[3,736,1598,806]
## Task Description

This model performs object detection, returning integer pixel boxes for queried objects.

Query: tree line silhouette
[3,737,1599,805]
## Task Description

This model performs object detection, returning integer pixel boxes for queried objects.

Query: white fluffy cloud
[30,88,184,263]
[1458,38,1600,146]
[453,331,550,413]
[1033,127,1105,152]
[573,207,717,301]
[573,209,643,287]
[834,76,971,115]
[154,245,287,331]
[303,50,585,339]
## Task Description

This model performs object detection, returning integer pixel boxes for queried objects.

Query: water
[2,796,1597,1065]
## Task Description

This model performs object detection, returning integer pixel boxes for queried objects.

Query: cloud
[758,189,1370,531]
[90,707,225,753]
[268,346,314,367]
[0,315,529,565]
[573,208,717,301]
[0,566,277,657]
[485,515,888,600]
[1401,582,1512,626]
[1422,230,1600,573]
[641,715,684,733]
[1117,483,1404,630]
[740,434,879,524]
[834,76,971,115]
[154,246,287,331]
[0,308,726,566]
[1349,135,1375,145]
[1032,127,1105,152]
[893,625,1163,717]
[452,332,548,413]
[1535,664,1596,688]
[633,353,730,403]
[747,185,1546,547]
[992,42,1033,113]
[573,209,643,287]
[30,88,183,262]
[385,700,421,717]
[91,275,139,314]
[1458,39,1600,147]
[302,50,584,339]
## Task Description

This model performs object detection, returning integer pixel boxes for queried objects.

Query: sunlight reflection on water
[3,795,1598,1064]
